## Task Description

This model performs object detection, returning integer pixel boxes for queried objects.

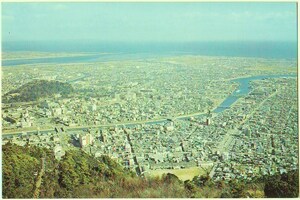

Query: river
[213,74,297,113]
[2,68,297,137]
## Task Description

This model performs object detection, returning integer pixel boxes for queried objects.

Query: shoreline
[2,53,297,67]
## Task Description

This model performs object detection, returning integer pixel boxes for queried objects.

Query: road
[125,131,141,176]
[216,130,236,152]
[209,165,217,178]
[214,90,278,153]
[209,91,278,178]
[33,158,45,198]
[238,90,278,127]
[2,105,220,136]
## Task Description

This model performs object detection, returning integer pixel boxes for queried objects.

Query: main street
[209,90,279,178]
[2,104,219,137]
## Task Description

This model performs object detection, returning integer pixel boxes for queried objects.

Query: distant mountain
[2,80,74,103]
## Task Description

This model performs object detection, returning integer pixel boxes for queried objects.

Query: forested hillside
[2,143,298,198]
[2,80,73,103]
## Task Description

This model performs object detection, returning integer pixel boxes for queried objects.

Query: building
[79,133,94,147]
[206,118,211,125]
[124,142,131,153]
[54,145,65,160]
[100,132,107,143]
[51,107,62,117]
[4,116,17,124]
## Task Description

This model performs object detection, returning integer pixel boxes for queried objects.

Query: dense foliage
[264,170,299,198]
[2,143,48,198]
[3,80,74,103]
[2,143,299,198]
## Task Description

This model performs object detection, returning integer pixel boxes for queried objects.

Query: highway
[2,106,217,137]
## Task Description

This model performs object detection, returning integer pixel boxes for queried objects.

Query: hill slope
[3,80,74,103]
[2,143,298,198]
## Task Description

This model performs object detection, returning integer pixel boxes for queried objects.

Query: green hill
[2,80,74,103]
[2,143,298,198]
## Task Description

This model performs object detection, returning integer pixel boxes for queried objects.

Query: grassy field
[147,166,212,181]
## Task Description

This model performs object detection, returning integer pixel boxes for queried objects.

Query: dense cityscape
[2,55,298,184]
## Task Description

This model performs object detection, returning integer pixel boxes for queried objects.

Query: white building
[79,133,94,147]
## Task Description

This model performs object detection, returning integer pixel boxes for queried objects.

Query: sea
[2,41,298,66]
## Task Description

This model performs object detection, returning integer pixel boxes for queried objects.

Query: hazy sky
[2,3,297,42]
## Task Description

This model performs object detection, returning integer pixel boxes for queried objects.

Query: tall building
[206,110,212,125]
[101,132,107,143]
[206,118,211,125]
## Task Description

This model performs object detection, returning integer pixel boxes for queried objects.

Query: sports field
[147,166,213,181]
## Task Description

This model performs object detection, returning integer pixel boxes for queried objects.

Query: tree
[264,170,299,198]
[192,174,211,187]
[162,173,181,184]
[184,180,196,197]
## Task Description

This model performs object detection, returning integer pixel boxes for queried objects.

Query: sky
[1,3,297,43]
